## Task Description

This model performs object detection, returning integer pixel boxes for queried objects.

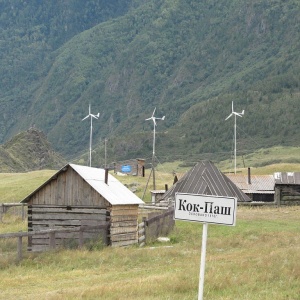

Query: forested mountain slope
[0,0,299,164]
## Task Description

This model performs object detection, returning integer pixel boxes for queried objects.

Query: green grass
[217,146,300,174]
[0,161,300,299]
[0,207,299,299]
[0,170,56,203]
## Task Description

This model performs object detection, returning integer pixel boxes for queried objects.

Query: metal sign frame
[174,193,237,226]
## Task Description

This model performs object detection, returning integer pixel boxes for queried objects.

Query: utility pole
[145,108,165,190]
[104,138,107,169]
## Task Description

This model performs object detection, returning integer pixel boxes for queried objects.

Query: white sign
[175,193,237,226]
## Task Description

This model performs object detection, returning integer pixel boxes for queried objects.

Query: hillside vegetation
[0,0,299,164]
[0,128,65,172]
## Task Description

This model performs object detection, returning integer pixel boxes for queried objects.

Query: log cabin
[21,164,144,251]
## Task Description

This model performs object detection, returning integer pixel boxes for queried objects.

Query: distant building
[227,170,300,206]
[226,168,275,202]
[274,172,300,205]
[113,158,145,177]
[160,161,251,206]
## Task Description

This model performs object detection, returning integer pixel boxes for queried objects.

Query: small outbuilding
[113,158,145,176]
[21,164,144,251]
[160,161,251,206]
[226,168,275,203]
[274,172,300,205]
[227,170,300,206]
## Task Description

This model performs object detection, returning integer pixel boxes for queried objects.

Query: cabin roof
[226,174,275,194]
[274,172,300,185]
[21,164,144,206]
[163,161,251,202]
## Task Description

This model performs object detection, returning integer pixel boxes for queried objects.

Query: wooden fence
[138,208,175,246]
[1,206,175,262]
[0,203,27,221]
[0,224,109,261]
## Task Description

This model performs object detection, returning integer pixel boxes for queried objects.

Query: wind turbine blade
[241,110,245,115]
[152,107,156,117]
[231,101,234,112]
[91,114,98,119]
[161,116,165,120]
[234,112,243,117]
[225,113,233,120]
[82,115,89,121]
[96,113,100,118]
[145,117,152,121]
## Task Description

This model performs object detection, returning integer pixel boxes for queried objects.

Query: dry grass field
[0,206,299,300]
[0,155,300,299]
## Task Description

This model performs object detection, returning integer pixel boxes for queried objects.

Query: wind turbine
[82,104,100,167]
[145,107,165,190]
[225,101,244,174]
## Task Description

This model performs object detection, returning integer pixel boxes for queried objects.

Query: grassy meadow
[0,147,300,299]
[0,207,299,299]
[0,170,56,203]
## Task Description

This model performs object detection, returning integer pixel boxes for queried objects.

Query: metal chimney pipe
[248,167,251,185]
[105,168,109,184]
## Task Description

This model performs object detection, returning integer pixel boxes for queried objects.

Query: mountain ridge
[0,0,299,164]
[0,128,66,172]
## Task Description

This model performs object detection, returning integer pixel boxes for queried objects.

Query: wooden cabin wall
[109,205,139,247]
[28,205,110,252]
[27,167,111,251]
[276,185,300,205]
[27,168,107,207]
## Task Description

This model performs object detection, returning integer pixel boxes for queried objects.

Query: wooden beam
[17,236,23,261]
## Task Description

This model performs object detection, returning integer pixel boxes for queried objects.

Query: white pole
[82,104,99,168]
[234,114,236,174]
[89,115,93,167]
[198,223,208,300]
[152,123,156,190]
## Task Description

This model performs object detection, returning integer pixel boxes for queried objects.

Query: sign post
[199,222,208,300]
[174,193,237,300]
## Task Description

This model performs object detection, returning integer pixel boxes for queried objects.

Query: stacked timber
[109,205,139,247]
[28,205,109,251]
[276,185,300,205]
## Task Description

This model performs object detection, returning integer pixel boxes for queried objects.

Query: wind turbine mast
[145,107,165,190]
[225,101,245,174]
[82,104,100,167]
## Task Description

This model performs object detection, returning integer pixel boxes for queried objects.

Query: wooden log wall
[28,205,110,251]
[109,205,139,247]
[277,185,300,206]
[138,217,146,247]
[0,226,108,261]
